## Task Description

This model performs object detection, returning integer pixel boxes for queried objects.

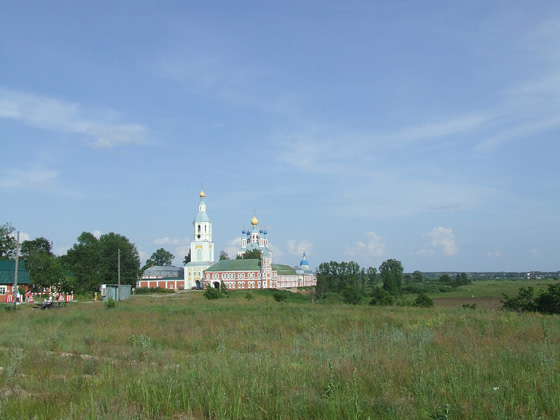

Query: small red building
[0,260,31,303]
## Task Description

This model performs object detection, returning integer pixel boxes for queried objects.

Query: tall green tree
[183,250,191,265]
[0,223,17,260]
[98,232,140,287]
[412,270,424,284]
[379,259,404,296]
[219,250,230,260]
[20,237,65,290]
[366,267,378,292]
[144,248,174,268]
[238,248,262,259]
[61,232,103,293]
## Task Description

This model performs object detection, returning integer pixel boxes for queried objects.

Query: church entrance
[213,281,220,289]
[195,280,201,289]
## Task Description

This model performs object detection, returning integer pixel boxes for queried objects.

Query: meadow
[1,284,559,420]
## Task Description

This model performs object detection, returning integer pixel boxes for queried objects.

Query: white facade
[184,188,215,289]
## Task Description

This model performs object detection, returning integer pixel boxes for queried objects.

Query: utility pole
[13,231,20,310]
[117,249,121,302]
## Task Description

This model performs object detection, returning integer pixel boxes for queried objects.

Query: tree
[145,248,174,268]
[62,231,140,293]
[369,286,394,306]
[238,249,262,260]
[98,232,140,287]
[0,223,17,260]
[439,274,453,285]
[412,270,424,284]
[20,237,65,290]
[342,286,361,305]
[61,232,103,294]
[183,250,191,265]
[414,292,434,308]
[219,250,230,260]
[379,259,404,296]
[366,267,378,291]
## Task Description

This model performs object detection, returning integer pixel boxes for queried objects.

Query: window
[0,286,6,295]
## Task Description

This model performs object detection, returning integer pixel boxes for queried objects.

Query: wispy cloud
[287,239,312,257]
[0,87,147,149]
[0,166,58,190]
[421,227,458,256]
[345,232,386,259]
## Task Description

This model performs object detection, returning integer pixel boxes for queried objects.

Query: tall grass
[0,291,558,419]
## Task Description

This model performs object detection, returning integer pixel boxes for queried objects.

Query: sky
[1,0,559,273]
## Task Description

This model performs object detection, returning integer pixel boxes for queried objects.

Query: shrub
[342,286,362,305]
[370,286,394,306]
[135,287,174,295]
[245,292,254,301]
[105,298,117,309]
[501,283,560,314]
[414,292,434,308]
[272,290,289,302]
[203,287,223,300]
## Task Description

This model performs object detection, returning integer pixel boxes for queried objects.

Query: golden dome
[251,216,258,226]
[200,188,205,198]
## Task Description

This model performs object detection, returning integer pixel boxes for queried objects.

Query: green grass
[0,286,559,419]
[428,279,557,298]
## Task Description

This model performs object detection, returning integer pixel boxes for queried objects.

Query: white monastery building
[139,188,316,290]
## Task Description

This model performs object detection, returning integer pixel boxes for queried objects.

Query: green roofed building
[203,215,316,290]
[0,260,31,302]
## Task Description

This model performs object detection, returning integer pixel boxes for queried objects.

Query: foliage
[369,286,394,306]
[61,231,140,294]
[219,250,230,260]
[272,290,289,302]
[144,248,174,268]
[412,270,424,283]
[414,292,434,308]
[316,261,361,297]
[502,283,560,314]
[380,259,404,296]
[183,250,191,265]
[203,286,224,300]
[244,292,254,300]
[134,287,175,295]
[105,297,117,309]
[342,286,362,305]
[237,248,262,259]
[20,237,67,290]
[0,222,17,260]
[439,274,453,285]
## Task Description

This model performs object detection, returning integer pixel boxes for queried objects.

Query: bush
[135,287,175,295]
[342,286,362,305]
[414,292,434,308]
[105,298,117,309]
[501,283,560,314]
[272,290,289,302]
[245,292,254,301]
[203,287,223,300]
[370,287,394,306]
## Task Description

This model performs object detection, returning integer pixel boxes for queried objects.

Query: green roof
[0,260,31,285]
[205,259,261,272]
[272,264,297,275]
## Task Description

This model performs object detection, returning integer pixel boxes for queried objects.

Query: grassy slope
[1,288,559,419]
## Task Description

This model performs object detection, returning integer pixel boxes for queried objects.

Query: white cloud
[0,87,147,149]
[423,227,458,256]
[92,230,102,239]
[345,232,386,259]
[223,237,241,260]
[0,167,58,190]
[9,232,31,242]
[530,248,541,257]
[287,239,312,256]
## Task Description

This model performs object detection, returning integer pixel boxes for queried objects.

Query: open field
[1,286,559,419]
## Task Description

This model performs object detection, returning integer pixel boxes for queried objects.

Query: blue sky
[1,0,559,272]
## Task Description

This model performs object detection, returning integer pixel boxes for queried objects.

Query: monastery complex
[139,188,316,291]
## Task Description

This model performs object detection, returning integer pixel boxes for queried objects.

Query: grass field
[1,283,559,419]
